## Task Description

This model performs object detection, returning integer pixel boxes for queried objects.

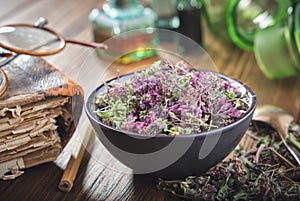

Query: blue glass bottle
[89,0,157,64]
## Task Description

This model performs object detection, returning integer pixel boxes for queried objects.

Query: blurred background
[0,1,299,200]
[0,0,299,117]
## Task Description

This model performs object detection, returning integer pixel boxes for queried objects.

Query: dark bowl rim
[85,70,257,139]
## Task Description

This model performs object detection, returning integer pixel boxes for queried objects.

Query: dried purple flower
[95,60,250,135]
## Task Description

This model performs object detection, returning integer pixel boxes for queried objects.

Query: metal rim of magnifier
[0,22,65,97]
[0,23,66,56]
[0,67,8,97]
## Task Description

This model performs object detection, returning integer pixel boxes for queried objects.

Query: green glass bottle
[293,2,300,59]
[203,0,291,50]
[254,2,300,79]
[226,0,290,51]
[89,0,158,64]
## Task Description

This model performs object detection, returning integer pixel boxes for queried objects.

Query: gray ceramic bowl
[85,71,256,179]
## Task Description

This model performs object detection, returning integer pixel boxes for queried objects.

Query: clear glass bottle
[89,0,157,64]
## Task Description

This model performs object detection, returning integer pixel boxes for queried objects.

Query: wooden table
[0,0,299,200]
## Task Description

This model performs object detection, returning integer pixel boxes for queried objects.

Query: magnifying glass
[0,17,107,56]
[0,17,107,97]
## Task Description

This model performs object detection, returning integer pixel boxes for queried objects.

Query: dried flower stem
[266,147,296,169]
[157,123,300,200]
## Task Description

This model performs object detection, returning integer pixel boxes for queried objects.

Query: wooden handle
[58,122,91,192]
[58,144,86,192]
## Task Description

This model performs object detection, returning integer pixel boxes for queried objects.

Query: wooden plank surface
[0,0,299,201]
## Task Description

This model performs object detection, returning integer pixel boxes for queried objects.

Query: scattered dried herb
[95,60,250,135]
[157,122,300,200]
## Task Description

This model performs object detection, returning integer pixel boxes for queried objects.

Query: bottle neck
[103,0,142,19]
[177,0,202,11]
[107,0,138,9]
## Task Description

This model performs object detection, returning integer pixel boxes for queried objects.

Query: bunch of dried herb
[95,60,249,135]
[157,122,300,200]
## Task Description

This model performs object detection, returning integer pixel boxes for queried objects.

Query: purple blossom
[95,60,249,135]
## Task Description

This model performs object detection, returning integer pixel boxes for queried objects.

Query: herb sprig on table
[157,122,300,200]
[95,60,249,135]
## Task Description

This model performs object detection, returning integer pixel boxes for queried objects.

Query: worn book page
[0,55,84,180]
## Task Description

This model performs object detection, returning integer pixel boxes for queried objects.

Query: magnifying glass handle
[33,17,107,50]
[34,17,48,28]
[65,39,108,50]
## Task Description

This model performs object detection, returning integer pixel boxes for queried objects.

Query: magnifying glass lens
[0,25,65,55]
[0,19,106,97]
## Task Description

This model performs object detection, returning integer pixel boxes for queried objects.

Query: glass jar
[89,0,158,64]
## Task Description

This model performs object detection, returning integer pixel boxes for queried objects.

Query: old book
[0,54,83,180]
